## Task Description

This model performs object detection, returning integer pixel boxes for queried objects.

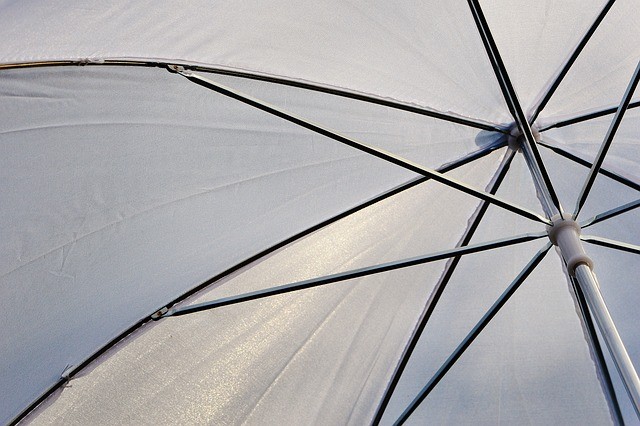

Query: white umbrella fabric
[0,0,639,424]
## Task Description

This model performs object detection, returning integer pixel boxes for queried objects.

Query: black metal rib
[163,232,547,319]
[581,198,640,228]
[394,243,552,425]
[538,101,640,132]
[0,59,506,133]
[581,235,640,255]
[177,70,550,225]
[573,60,640,218]
[193,69,505,133]
[538,142,640,192]
[529,0,616,123]
[569,275,624,424]
[371,147,516,425]
[466,0,563,216]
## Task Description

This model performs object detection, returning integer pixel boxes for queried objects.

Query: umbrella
[1,0,639,424]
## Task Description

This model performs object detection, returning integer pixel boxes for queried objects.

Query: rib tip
[151,307,169,320]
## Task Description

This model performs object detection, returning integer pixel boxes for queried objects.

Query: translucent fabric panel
[0,64,441,424]
[205,72,505,170]
[485,149,546,221]
[181,151,507,300]
[536,0,640,122]
[588,209,640,247]
[28,264,451,426]
[0,1,510,124]
[541,108,640,188]
[537,139,640,221]
[481,0,606,114]
[26,151,506,424]
[474,147,554,245]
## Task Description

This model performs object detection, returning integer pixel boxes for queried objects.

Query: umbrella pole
[518,133,640,419]
[545,211,640,419]
[574,264,640,418]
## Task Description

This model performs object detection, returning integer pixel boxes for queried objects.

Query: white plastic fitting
[547,213,593,275]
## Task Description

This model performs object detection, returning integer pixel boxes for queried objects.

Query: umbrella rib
[174,69,550,225]
[196,68,506,134]
[0,60,507,133]
[538,142,640,192]
[393,243,553,425]
[573,60,640,218]
[466,0,563,217]
[581,198,640,228]
[538,100,640,132]
[581,235,640,256]
[529,0,616,123]
[159,232,547,319]
[371,147,516,425]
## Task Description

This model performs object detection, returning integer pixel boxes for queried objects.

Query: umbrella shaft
[574,264,640,419]
[519,122,640,418]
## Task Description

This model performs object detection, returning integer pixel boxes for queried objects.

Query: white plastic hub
[547,213,593,275]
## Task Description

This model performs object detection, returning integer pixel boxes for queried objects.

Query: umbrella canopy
[1,0,639,424]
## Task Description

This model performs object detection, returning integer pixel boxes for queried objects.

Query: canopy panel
[0,0,510,124]
[1,63,519,424]
[202,72,504,169]
[536,0,640,122]
[480,0,607,114]
[541,109,640,185]
[25,153,506,424]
